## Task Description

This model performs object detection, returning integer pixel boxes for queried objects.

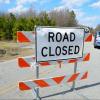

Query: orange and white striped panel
[38,53,90,67]
[18,56,58,68]
[17,31,35,43]
[18,53,90,68]
[19,71,88,91]
[17,31,92,43]
[18,56,35,68]
[85,33,92,42]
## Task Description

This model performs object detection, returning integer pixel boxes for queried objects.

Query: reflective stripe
[17,31,35,42]
[25,81,38,88]
[19,71,88,91]
[34,80,50,87]
[85,33,92,42]
[18,53,90,68]
[44,78,57,86]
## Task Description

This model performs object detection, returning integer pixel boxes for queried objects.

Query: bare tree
[49,8,78,27]
[95,24,100,31]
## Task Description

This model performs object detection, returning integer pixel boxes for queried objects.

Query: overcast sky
[0,0,100,28]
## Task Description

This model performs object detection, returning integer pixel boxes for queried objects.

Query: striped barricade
[18,53,90,68]
[17,31,92,43]
[17,29,91,98]
[17,31,35,42]
[19,71,88,91]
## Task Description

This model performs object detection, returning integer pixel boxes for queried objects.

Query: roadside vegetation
[0,8,100,61]
[0,8,79,41]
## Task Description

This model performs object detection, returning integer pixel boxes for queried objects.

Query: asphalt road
[0,39,100,100]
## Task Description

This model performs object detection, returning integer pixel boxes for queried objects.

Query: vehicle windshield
[97,32,100,37]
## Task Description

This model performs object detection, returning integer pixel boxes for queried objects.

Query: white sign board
[35,27,84,62]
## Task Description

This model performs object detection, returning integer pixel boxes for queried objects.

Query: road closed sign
[35,27,85,62]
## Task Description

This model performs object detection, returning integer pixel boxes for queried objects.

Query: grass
[0,41,34,62]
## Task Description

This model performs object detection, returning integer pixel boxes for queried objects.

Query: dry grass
[0,41,34,62]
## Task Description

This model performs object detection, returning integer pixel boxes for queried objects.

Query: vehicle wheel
[94,45,97,48]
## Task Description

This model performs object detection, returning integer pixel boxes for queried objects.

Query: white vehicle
[94,31,100,48]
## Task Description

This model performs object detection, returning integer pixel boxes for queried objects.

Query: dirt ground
[0,41,34,62]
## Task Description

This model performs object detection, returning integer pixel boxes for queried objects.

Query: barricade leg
[36,64,41,100]
[71,61,77,90]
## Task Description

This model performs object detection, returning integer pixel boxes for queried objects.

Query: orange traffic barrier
[18,53,90,68]
[17,31,92,43]
[19,71,88,91]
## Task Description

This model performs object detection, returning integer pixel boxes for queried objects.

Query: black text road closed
[36,27,84,62]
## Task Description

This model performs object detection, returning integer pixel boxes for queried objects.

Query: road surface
[0,40,100,100]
